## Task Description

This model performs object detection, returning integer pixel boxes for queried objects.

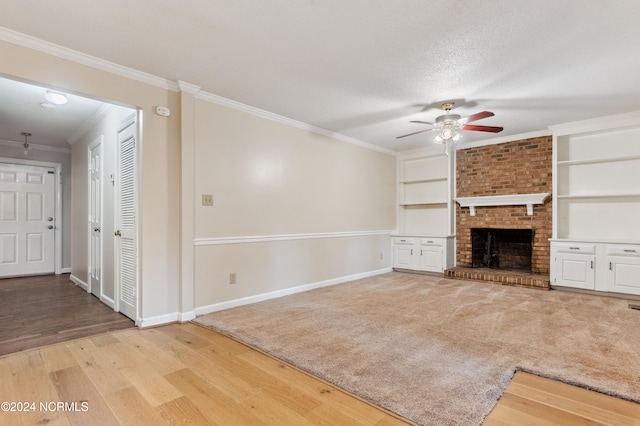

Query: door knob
[114,230,122,237]
[48,217,54,221]
[48,225,54,230]
[94,227,101,232]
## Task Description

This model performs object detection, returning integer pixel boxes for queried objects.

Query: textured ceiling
[1,0,640,152]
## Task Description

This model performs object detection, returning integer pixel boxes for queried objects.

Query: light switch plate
[202,194,213,206]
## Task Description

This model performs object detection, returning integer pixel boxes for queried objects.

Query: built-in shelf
[550,112,640,296]
[454,193,550,216]
[400,202,448,207]
[556,154,640,166]
[556,193,640,200]
[399,177,448,184]
[396,151,454,241]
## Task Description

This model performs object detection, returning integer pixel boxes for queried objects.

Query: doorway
[0,75,139,322]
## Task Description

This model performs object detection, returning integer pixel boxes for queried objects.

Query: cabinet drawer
[394,237,415,245]
[420,238,443,246]
[607,245,640,257]
[553,242,595,254]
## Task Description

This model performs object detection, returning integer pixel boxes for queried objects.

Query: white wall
[192,100,396,312]
[0,144,71,270]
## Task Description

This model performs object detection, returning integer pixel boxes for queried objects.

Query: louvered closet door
[116,118,137,320]
[0,163,55,277]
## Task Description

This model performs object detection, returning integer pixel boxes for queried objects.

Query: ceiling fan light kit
[397,102,503,154]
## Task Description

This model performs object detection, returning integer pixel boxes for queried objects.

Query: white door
[115,117,137,320]
[0,163,55,277]
[89,139,103,297]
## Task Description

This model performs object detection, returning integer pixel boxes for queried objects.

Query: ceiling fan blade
[396,129,436,139]
[458,111,494,124]
[409,120,436,126]
[461,124,504,133]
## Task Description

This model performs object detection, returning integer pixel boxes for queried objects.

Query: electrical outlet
[202,194,214,206]
[229,273,236,284]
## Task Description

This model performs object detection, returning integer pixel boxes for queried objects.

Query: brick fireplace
[445,136,553,289]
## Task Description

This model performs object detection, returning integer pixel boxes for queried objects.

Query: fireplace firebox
[471,228,533,272]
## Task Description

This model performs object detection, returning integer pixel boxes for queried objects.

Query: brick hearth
[445,266,550,290]
[448,136,553,289]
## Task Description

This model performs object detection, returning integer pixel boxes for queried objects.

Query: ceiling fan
[397,102,503,153]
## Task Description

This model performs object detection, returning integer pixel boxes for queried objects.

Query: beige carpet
[194,272,640,425]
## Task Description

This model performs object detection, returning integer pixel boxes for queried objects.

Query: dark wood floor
[0,274,134,357]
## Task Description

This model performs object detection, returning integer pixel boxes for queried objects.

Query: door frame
[0,157,62,275]
[87,136,104,297]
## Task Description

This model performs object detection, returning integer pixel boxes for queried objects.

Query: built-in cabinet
[392,236,455,273]
[550,111,640,295]
[550,241,640,295]
[393,150,455,273]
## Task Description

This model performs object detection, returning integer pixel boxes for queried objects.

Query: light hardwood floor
[485,371,640,425]
[1,323,639,425]
[0,323,411,425]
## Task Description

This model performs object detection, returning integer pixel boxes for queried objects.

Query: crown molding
[1,26,398,156]
[177,80,201,94]
[195,91,396,156]
[0,26,179,92]
[0,138,71,154]
[549,110,640,136]
[67,104,117,145]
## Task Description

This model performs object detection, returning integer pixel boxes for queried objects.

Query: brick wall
[456,136,552,274]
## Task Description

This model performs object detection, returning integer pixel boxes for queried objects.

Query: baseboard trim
[138,313,179,328]
[195,267,392,316]
[179,311,196,322]
[100,295,115,309]
[70,274,88,291]
[60,267,72,274]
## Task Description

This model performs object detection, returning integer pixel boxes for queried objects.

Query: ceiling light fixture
[433,103,463,155]
[44,91,69,105]
[21,132,32,155]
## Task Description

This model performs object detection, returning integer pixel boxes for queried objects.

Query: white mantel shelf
[454,193,550,216]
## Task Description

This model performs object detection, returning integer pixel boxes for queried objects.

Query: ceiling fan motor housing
[435,114,462,127]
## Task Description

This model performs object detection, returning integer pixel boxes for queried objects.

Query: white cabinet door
[393,245,415,269]
[608,256,640,295]
[419,246,443,272]
[554,253,595,290]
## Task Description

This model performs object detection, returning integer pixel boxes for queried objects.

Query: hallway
[0,274,134,357]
